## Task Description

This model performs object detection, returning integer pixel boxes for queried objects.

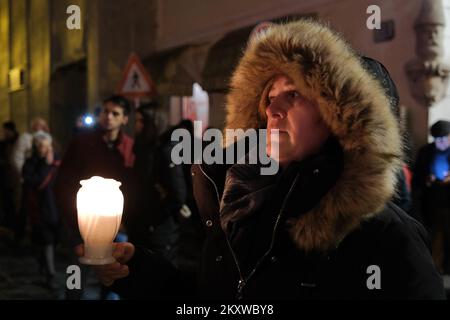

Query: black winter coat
[412,143,450,227]
[126,131,187,254]
[112,140,445,299]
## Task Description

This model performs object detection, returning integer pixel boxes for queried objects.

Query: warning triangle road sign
[117,53,156,98]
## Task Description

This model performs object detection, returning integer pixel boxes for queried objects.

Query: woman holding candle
[79,20,445,299]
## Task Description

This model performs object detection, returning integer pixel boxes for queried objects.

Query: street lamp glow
[77,176,124,265]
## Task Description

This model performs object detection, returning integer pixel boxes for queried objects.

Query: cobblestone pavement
[0,217,203,300]
[0,227,101,300]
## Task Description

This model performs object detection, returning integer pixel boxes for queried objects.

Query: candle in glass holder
[76,176,123,265]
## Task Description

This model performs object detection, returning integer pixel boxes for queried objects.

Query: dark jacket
[393,168,412,213]
[126,130,187,252]
[112,144,445,299]
[0,136,18,226]
[54,129,135,246]
[22,153,61,245]
[412,143,450,227]
[111,20,445,299]
[0,136,18,189]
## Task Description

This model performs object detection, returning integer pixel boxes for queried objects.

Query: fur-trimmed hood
[224,19,403,252]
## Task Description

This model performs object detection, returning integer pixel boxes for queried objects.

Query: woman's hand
[75,242,135,287]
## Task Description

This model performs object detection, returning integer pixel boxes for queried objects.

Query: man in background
[413,120,450,273]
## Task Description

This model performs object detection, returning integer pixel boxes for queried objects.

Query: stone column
[9,0,29,133]
[28,0,51,122]
[0,0,10,124]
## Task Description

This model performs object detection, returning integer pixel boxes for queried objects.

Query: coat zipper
[197,165,245,293]
[198,164,301,299]
[240,172,300,296]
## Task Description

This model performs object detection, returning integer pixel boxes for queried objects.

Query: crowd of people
[0,19,449,300]
[0,98,203,295]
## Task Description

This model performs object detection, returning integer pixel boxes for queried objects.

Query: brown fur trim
[225,19,402,252]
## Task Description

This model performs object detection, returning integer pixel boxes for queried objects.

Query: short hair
[177,119,194,135]
[136,102,168,141]
[33,130,52,145]
[103,95,131,116]
[430,120,450,138]
[30,117,49,133]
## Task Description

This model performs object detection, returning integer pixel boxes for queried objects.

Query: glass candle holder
[76,176,123,265]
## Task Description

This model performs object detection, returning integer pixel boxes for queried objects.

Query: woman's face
[135,112,144,135]
[265,75,330,166]
[36,139,51,158]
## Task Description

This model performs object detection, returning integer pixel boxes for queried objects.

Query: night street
[0,227,100,300]
[1,0,450,304]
